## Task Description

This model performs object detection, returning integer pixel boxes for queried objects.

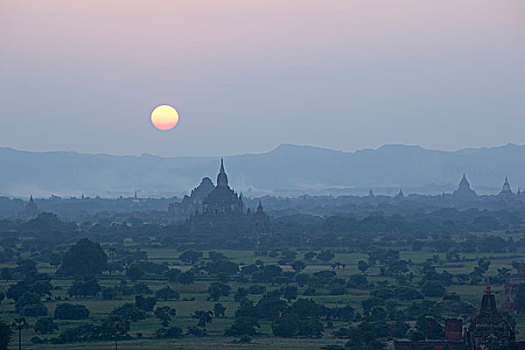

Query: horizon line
[0,142,522,159]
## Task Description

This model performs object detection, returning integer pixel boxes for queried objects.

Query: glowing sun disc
[151,105,179,130]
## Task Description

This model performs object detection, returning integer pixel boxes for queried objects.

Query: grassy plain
[1,246,524,349]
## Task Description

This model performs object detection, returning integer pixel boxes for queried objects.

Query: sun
[151,105,179,131]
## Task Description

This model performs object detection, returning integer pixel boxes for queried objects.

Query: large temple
[168,177,215,216]
[171,159,270,236]
[202,159,245,215]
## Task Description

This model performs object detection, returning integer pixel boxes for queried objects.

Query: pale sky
[1,0,524,156]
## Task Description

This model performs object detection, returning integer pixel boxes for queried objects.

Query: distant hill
[0,143,523,198]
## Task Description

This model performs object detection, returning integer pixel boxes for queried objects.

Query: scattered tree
[59,238,108,276]
[154,306,176,327]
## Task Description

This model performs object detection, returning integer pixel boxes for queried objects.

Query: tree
[135,295,157,312]
[48,253,62,268]
[34,317,58,334]
[15,292,47,317]
[347,274,368,289]
[234,287,248,302]
[165,268,182,282]
[155,286,180,301]
[133,282,152,295]
[255,296,287,321]
[208,282,231,301]
[155,326,183,339]
[283,286,298,302]
[416,316,444,340]
[304,251,317,261]
[317,250,335,263]
[224,317,260,337]
[390,321,409,338]
[291,260,306,272]
[252,265,282,283]
[207,260,239,275]
[7,275,53,302]
[333,305,355,322]
[126,263,145,282]
[208,251,227,261]
[0,268,12,281]
[109,303,146,322]
[179,251,202,265]
[193,310,213,329]
[213,303,226,318]
[59,238,108,276]
[68,278,101,298]
[101,315,129,350]
[54,303,90,320]
[178,271,195,285]
[422,282,446,298]
[358,260,369,274]
[0,320,11,350]
[154,306,176,327]
[16,259,37,276]
[272,313,299,337]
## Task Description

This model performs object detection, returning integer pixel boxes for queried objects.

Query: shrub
[54,303,90,320]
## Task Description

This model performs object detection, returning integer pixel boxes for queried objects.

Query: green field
[1,245,525,350]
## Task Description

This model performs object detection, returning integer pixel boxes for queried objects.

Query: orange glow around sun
[151,105,179,130]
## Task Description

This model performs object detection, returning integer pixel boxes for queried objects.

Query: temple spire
[485,278,491,294]
[216,158,229,187]
[499,176,513,196]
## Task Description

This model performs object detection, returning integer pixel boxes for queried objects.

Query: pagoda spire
[485,278,491,294]
[499,176,513,196]
[216,158,229,187]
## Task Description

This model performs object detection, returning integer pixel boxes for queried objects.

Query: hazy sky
[1,0,524,157]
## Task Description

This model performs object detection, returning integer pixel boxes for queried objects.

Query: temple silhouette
[395,281,522,350]
[170,159,270,236]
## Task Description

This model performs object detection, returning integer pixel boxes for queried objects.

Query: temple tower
[25,195,38,217]
[466,280,516,349]
[499,177,514,197]
[217,158,229,187]
[454,174,477,198]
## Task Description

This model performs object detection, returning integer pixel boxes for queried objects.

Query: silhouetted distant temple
[453,174,477,198]
[449,174,522,202]
[170,159,270,236]
[202,159,245,215]
[25,195,38,217]
[499,177,514,197]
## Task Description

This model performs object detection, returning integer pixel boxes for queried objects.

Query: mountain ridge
[0,143,523,198]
